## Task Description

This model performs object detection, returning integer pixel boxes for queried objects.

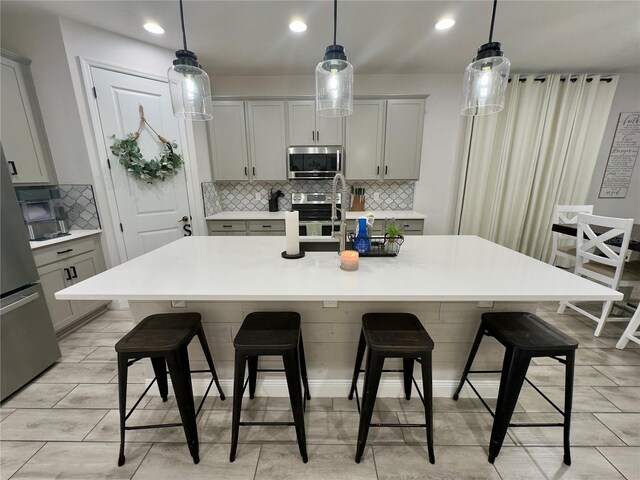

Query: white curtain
[456,74,618,261]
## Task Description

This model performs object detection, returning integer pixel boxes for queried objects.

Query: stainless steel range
[291,193,341,236]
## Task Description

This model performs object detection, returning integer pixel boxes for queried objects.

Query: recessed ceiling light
[144,23,165,34]
[435,18,455,30]
[289,20,307,33]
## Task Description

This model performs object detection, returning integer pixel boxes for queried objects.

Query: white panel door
[210,101,250,181]
[345,100,385,180]
[91,67,192,260]
[287,101,315,146]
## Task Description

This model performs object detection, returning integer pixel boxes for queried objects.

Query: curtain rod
[508,77,613,84]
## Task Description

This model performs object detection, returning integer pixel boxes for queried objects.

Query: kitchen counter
[29,229,102,250]
[204,210,427,221]
[57,235,619,302]
[55,235,621,398]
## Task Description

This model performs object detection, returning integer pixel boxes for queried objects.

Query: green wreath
[109,134,183,184]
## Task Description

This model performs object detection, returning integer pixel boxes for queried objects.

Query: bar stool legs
[230,351,247,463]
[348,330,366,401]
[421,352,435,464]
[563,351,575,466]
[403,358,414,400]
[197,327,226,401]
[150,358,168,401]
[283,348,308,463]
[117,355,128,467]
[355,351,384,463]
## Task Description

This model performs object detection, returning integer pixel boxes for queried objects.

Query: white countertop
[205,210,426,221]
[56,235,621,303]
[30,229,102,250]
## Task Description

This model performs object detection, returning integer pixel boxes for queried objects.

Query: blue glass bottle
[354,217,371,255]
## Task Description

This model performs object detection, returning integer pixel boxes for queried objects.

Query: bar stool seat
[115,312,225,467]
[453,312,578,465]
[230,312,310,464]
[349,313,435,465]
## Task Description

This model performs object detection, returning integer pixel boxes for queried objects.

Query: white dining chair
[616,307,640,349]
[557,213,639,337]
[548,204,594,267]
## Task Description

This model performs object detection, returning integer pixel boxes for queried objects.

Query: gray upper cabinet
[287,100,343,146]
[382,98,425,180]
[246,101,287,181]
[0,53,53,184]
[345,100,385,180]
[209,101,250,181]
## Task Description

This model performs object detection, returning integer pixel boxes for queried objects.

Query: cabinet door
[68,251,105,318]
[209,101,250,181]
[287,101,315,146]
[345,100,385,180]
[0,57,51,184]
[246,101,287,181]
[37,262,74,332]
[383,98,425,180]
[316,113,343,145]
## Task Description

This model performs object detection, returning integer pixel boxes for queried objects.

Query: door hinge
[92,86,97,99]
[119,223,124,232]
[107,158,111,169]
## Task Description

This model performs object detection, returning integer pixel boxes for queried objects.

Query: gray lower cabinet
[371,219,424,235]
[207,219,285,236]
[33,235,107,332]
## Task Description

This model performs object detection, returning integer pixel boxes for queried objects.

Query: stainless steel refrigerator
[1,147,61,401]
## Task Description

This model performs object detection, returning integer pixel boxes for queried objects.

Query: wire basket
[346,233,405,257]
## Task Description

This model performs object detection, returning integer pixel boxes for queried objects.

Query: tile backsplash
[59,184,101,229]
[201,180,415,217]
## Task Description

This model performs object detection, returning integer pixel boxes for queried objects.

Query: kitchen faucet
[331,173,349,252]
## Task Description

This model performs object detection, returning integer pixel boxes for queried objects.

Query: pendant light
[460,0,510,116]
[167,0,213,121]
[315,0,353,117]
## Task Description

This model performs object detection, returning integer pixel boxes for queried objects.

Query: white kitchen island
[56,235,621,397]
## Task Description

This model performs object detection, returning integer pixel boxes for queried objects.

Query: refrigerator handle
[0,292,40,316]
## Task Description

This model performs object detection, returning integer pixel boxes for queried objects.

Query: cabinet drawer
[396,219,424,232]
[32,236,97,268]
[208,231,247,236]
[247,220,285,232]
[249,231,285,236]
[207,220,247,232]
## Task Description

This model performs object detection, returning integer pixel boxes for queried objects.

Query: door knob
[178,216,189,223]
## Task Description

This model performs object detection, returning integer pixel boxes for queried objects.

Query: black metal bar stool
[348,313,435,464]
[115,312,225,466]
[453,312,578,465]
[230,311,311,463]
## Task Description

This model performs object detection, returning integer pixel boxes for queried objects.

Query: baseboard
[148,378,501,399]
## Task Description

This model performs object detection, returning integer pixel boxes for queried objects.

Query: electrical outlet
[477,301,494,308]
[255,191,262,202]
[171,300,187,308]
[374,192,381,202]
[323,300,338,308]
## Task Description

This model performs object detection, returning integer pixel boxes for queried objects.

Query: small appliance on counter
[14,186,69,240]
[268,189,284,212]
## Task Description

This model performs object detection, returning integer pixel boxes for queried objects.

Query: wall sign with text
[599,112,640,199]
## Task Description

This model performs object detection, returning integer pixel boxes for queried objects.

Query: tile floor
[1,304,639,479]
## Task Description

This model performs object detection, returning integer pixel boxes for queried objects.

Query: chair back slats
[575,213,633,288]
[549,205,594,265]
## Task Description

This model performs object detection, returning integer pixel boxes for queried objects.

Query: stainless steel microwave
[288,146,343,180]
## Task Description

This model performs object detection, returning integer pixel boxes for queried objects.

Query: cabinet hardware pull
[262,225,272,228]
[70,266,78,279]
[252,167,256,176]
[312,131,315,141]
[222,225,232,228]
[244,166,248,176]
[317,131,320,142]
[57,248,73,254]
[64,268,72,281]
[7,161,17,175]
[385,166,388,175]
[376,166,380,175]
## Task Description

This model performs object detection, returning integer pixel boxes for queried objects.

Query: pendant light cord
[488,0,497,43]
[333,0,338,46]
[179,0,188,51]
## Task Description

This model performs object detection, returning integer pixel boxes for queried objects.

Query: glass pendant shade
[460,53,510,116]
[316,53,353,117]
[168,58,212,121]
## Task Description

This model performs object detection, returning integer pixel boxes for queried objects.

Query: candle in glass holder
[340,250,359,271]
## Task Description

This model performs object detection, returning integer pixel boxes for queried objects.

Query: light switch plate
[255,191,261,201]
[323,300,338,308]
[171,300,187,308]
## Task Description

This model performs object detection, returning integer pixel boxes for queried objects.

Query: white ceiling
[2,1,639,76]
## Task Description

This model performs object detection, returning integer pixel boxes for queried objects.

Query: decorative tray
[346,233,404,257]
